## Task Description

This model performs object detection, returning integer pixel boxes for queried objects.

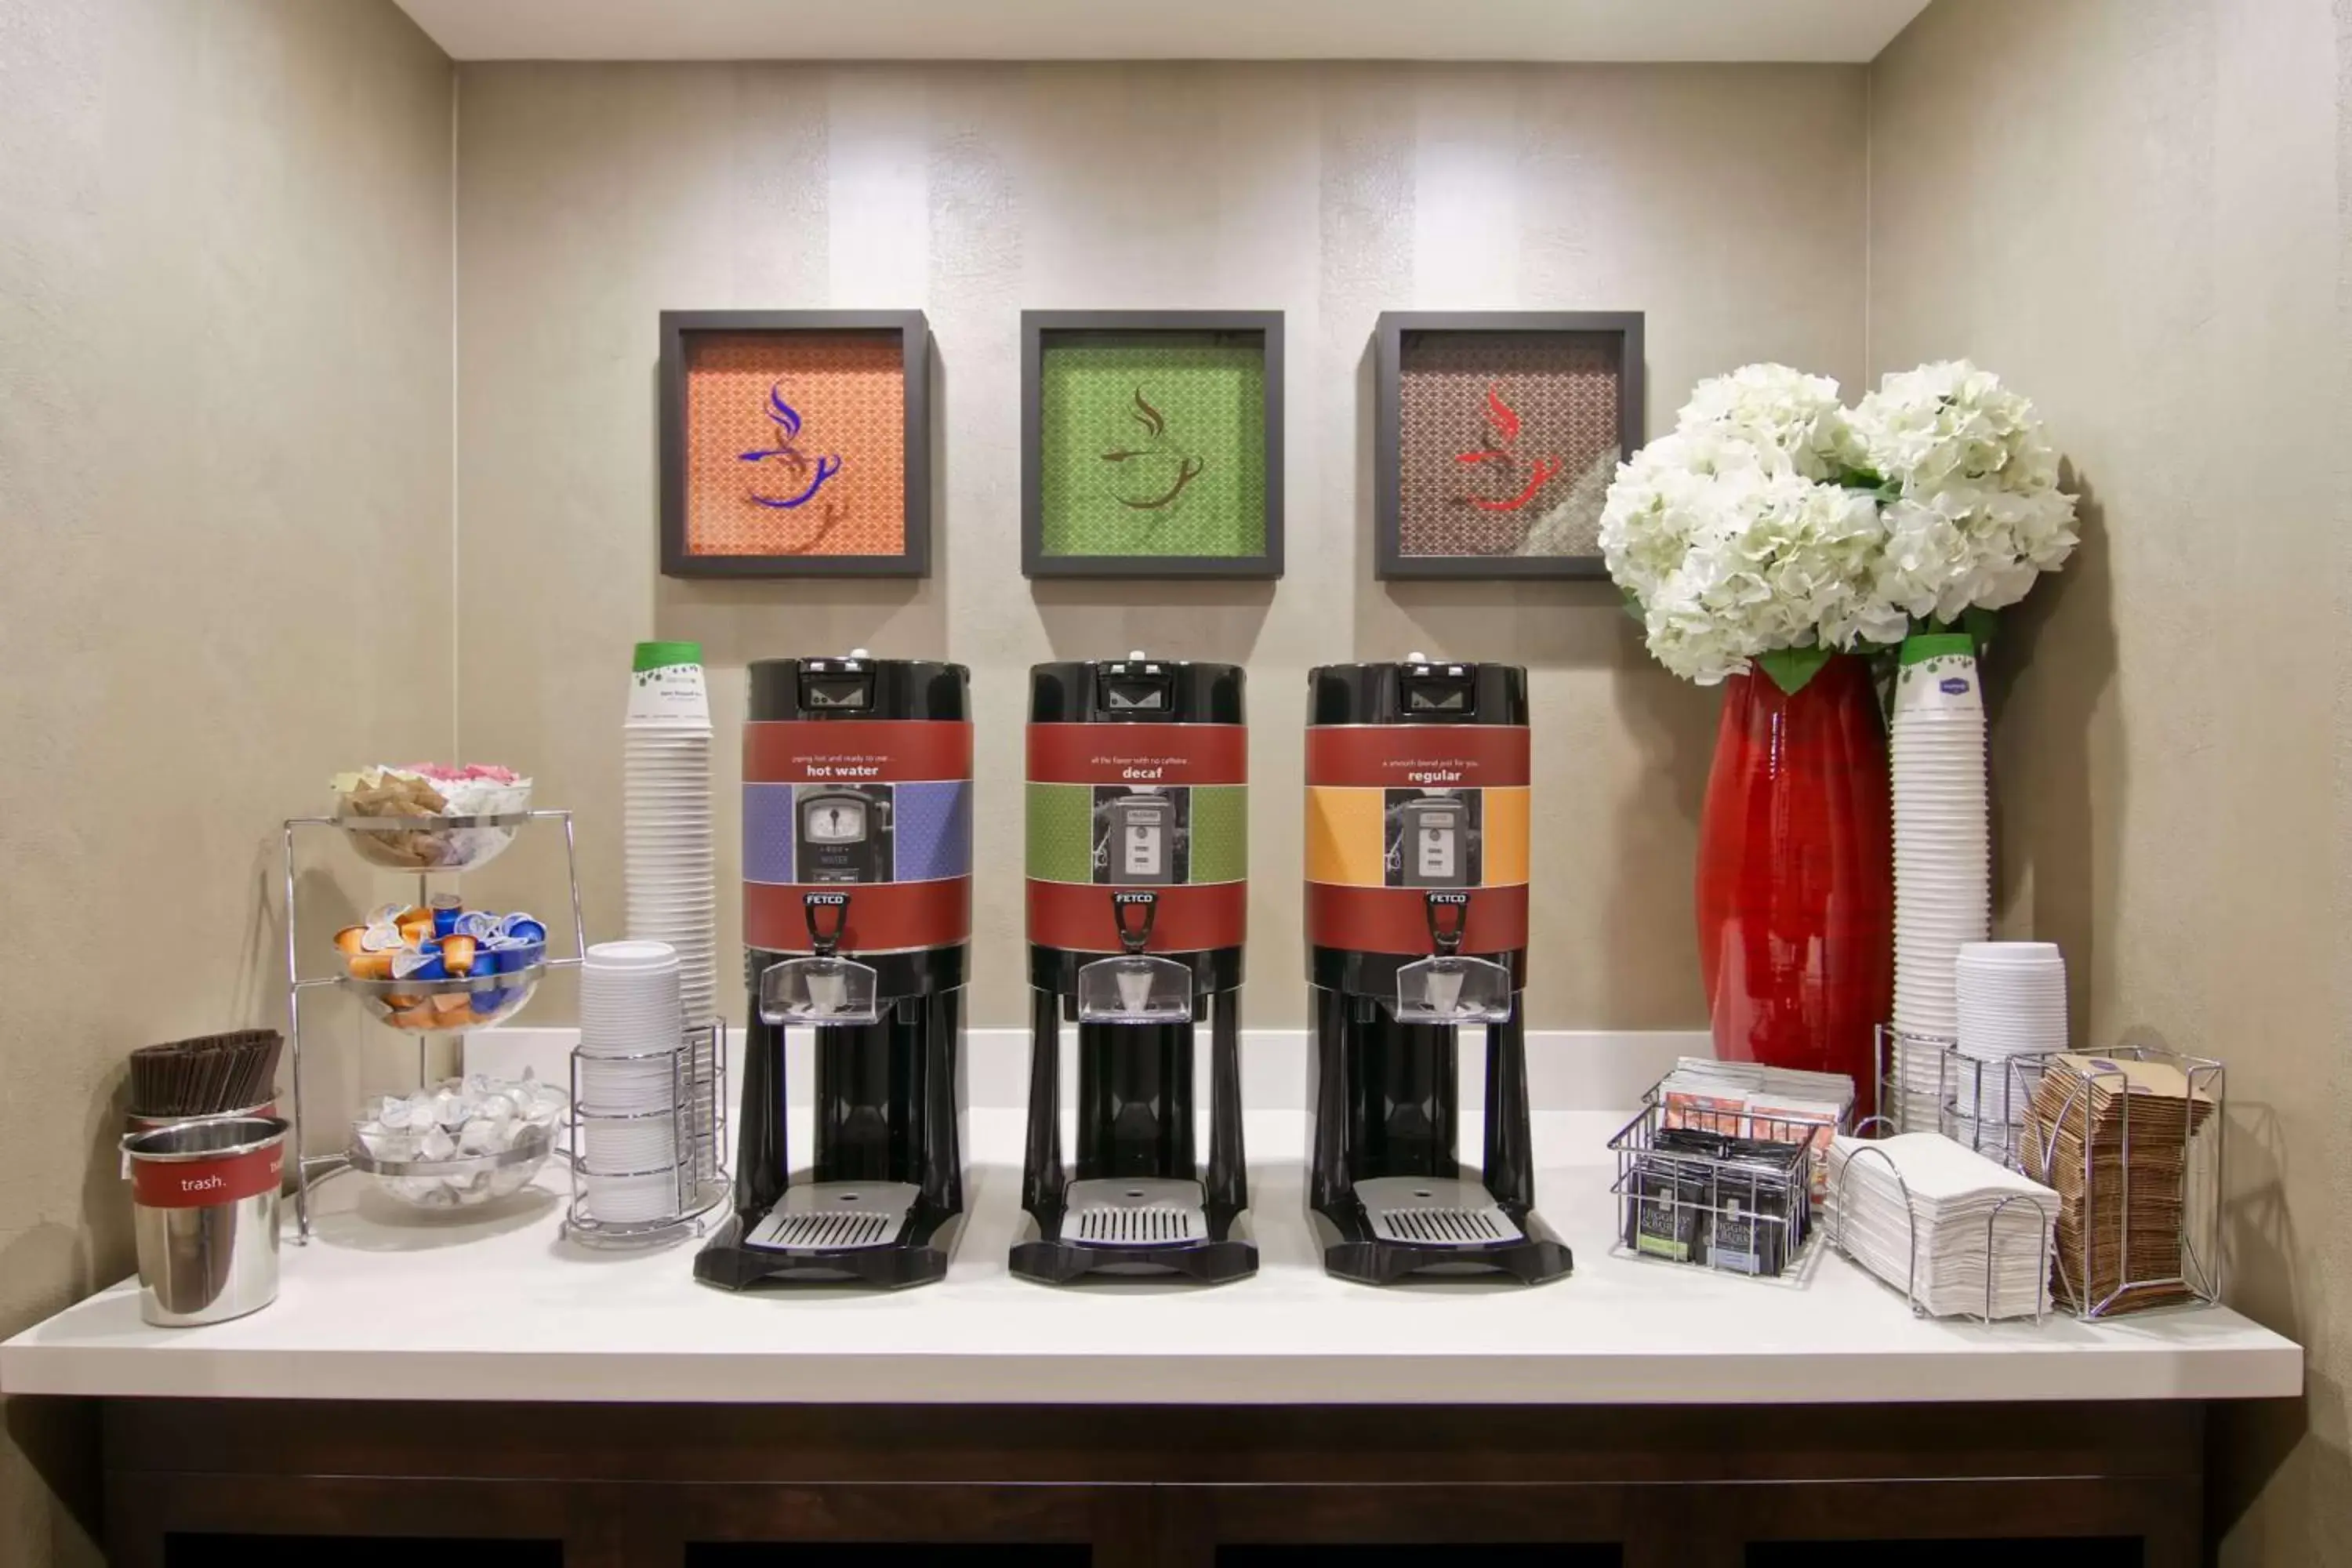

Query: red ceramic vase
[1695,657,1893,1120]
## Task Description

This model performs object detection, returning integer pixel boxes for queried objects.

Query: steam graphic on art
[739,382,844,511]
[1452,383,1562,514]
[1101,388,1205,512]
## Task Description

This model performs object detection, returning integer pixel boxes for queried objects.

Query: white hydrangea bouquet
[1599,360,2077,691]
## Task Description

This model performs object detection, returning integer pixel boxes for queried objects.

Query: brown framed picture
[659,310,931,579]
[1374,310,1644,581]
[1022,310,1283,580]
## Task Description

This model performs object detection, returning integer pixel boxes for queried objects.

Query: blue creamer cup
[470,949,506,1015]
[500,914,547,945]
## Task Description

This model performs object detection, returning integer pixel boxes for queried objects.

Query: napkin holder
[1827,1142,2053,1324]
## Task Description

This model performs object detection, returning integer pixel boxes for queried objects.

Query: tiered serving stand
[279,809,586,1241]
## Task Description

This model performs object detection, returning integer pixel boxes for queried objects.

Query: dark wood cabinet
[96,1399,2208,1568]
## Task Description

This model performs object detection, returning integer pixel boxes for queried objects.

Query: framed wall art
[1022,310,1283,579]
[659,310,931,578]
[1373,310,1644,581]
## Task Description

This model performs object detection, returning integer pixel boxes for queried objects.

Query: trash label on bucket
[130,1145,284,1209]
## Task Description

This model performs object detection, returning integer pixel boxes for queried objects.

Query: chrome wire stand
[280,809,588,1242]
[563,1019,729,1248]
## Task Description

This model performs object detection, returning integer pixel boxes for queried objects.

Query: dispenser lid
[1306,658,1527,727]
[1031,654,1244,724]
[748,655,971,721]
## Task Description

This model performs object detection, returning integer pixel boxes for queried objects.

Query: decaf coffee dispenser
[1011,654,1256,1284]
[695,652,971,1290]
[1302,655,1570,1285]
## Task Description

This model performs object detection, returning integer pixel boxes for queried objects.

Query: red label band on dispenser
[1028,881,1247,954]
[1026,723,1247,786]
[1305,884,1527,957]
[129,1144,285,1210]
[746,720,974,785]
[746,880,971,955]
[1305,725,1530,789]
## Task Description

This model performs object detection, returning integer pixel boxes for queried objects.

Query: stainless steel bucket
[121,1116,289,1327]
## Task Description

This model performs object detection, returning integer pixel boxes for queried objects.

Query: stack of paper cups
[1889,633,1991,1133]
[623,641,717,1182]
[577,941,685,1224]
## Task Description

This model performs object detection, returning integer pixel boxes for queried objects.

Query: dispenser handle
[804,891,850,956]
[1112,891,1158,954]
[1425,891,1469,954]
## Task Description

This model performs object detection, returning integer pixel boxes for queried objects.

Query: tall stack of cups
[1889,633,1991,1133]
[623,641,718,1181]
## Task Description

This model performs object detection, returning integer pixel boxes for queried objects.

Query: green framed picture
[1022,311,1283,579]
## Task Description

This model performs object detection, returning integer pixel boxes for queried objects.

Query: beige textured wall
[456,60,1867,1029]
[1870,0,2350,1558]
[0,1,454,1563]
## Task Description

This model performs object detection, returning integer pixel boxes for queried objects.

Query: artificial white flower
[1602,369,1895,684]
[1851,361,2078,622]
[1616,464,1897,685]
[1675,363,1866,481]
[1602,360,2075,685]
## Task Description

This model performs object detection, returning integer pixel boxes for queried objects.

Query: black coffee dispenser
[1301,656,1570,1285]
[1011,655,1255,1284]
[695,654,971,1290]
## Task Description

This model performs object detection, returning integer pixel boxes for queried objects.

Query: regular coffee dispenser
[1011,654,1256,1284]
[695,653,971,1290]
[1302,655,1571,1285]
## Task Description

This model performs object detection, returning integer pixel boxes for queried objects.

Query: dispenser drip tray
[1075,954,1194,1025]
[759,955,884,1026]
[744,1181,918,1252]
[1356,1176,1524,1247]
[1392,953,1512,1025]
[1065,1178,1207,1247]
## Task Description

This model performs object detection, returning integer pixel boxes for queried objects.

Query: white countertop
[1,1110,2299,1406]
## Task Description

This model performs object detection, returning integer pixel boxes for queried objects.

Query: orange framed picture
[659,310,931,578]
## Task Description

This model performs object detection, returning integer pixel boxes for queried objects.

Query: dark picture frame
[1373,310,1645,581]
[659,309,931,579]
[1022,310,1284,580]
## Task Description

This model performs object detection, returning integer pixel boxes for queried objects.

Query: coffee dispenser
[695,653,971,1290]
[1011,654,1255,1284]
[1303,655,1570,1285]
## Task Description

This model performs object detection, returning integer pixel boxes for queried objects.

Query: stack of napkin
[1825,1133,2060,1320]
[2019,1053,2217,1314]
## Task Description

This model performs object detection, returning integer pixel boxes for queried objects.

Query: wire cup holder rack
[2016,1044,2226,1319]
[1877,1024,2064,1162]
[281,809,587,1242]
[1874,1024,1956,1137]
[1606,1083,1846,1283]
[563,1020,730,1247]
[1871,1029,2226,1321]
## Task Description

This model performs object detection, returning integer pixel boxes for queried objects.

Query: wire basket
[1607,1098,1825,1280]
